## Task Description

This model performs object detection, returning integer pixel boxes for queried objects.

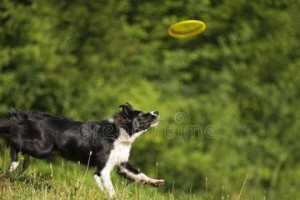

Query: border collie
[0,103,164,198]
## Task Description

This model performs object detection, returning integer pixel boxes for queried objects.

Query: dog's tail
[0,117,12,135]
[0,112,29,135]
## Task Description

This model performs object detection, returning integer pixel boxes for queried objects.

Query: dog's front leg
[117,162,165,187]
[93,174,104,191]
[94,166,115,198]
[101,169,116,198]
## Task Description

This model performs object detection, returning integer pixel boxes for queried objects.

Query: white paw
[150,179,165,187]
[9,161,20,172]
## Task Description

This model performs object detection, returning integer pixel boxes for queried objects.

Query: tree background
[1,0,300,199]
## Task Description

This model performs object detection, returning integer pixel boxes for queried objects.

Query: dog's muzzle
[150,111,159,127]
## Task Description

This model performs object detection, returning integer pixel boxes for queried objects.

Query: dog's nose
[151,111,159,116]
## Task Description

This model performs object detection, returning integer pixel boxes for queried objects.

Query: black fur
[117,162,140,179]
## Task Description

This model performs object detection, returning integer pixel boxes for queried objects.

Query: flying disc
[168,20,206,38]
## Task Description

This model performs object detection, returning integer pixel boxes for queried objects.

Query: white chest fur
[103,128,146,172]
[109,140,131,165]
[104,129,132,171]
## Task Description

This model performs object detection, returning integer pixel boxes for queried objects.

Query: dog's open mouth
[150,118,159,127]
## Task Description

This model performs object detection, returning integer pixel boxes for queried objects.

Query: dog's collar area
[118,128,134,144]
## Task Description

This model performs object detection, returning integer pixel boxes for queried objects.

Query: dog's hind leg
[9,145,20,172]
[22,154,30,172]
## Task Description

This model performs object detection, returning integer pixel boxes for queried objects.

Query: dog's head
[117,103,159,136]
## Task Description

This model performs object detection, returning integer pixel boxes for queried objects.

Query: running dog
[0,103,164,198]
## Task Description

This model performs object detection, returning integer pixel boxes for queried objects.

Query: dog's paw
[150,179,165,187]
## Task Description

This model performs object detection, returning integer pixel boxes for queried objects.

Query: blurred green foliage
[1,0,300,199]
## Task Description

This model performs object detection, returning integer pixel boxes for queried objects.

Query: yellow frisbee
[168,20,206,38]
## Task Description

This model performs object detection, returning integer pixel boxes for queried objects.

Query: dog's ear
[125,102,134,111]
[119,103,134,116]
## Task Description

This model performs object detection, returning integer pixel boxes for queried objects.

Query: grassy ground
[0,143,262,200]
[0,171,172,200]
[0,145,201,200]
[0,158,258,200]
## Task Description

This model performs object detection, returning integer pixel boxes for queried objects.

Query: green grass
[0,172,170,200]
[0,144,263,200]
[0,148,201,200]
[0,153,267,200]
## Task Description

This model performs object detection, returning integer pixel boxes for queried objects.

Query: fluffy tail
[0,119,10,135]
[0,115,13,134]
[0,112,29,134]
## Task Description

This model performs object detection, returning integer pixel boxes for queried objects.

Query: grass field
[0,143,261,200]
[0,145,202,200]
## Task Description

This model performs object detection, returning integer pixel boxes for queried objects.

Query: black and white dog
[0,103,164,198]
